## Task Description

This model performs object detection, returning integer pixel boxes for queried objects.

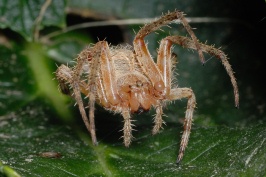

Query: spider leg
[73,51,98,145]
[150,39,175,133]
[72,40,123,145]
[155,35,238,163]
[98,42,133,146]
[165,36,239,107]
[55,63,96,144]
[93,41,121,106]
[157,39,173,96]
[91,41,135,146]
[169,88,196,164]
[122,110,133,146]
[133,11,204,89]
[80,41,122,145]
[152,102,165,135]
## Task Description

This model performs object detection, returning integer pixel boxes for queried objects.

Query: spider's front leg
[133,11,205,135]
[151,38,175,135]
[155,38,196,164]
[133,10,205,75]
[92,41,134,147]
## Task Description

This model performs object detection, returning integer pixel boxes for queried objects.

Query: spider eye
[154,80,165,92]
[136,80,143,87]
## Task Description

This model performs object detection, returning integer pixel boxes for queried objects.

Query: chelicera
[55,10,239,163]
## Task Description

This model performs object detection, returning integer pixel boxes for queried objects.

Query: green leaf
[0,0,66,41]
[0,46,36,115]
[1,102,265,176]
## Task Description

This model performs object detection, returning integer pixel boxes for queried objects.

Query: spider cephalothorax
[55,10,239,163]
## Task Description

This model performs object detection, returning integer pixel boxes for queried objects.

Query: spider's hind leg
[75,48,99,145]
[169,87,196,164]
[72,81,97,144]
[55,63,97,144]
[164,36,239,108]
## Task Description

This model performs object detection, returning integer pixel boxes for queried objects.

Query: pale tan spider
[55,10,239,163]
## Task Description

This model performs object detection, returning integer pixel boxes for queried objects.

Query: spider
[55,10,239,164]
